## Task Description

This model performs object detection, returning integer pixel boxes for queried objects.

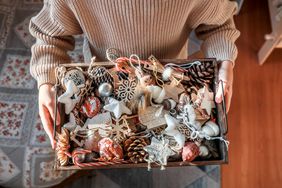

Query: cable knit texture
[29,0,240,88]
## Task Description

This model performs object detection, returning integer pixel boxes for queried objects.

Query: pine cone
[185,61,215,88]
[124,137,150,163]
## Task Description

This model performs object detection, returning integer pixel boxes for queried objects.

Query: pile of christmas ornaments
[54,51,228,170]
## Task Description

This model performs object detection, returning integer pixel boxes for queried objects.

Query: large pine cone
[185,61,215,88]
[124,137,150,163]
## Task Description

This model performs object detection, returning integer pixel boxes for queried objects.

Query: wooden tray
[53,58,228,170]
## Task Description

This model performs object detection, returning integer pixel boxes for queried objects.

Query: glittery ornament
[98,83,113,97]
[144,137,175,170]
[116,78,137,102]
[182,142,200,162]
[80,96,101,118]
[138,106,167,130]
[98,138,124,161]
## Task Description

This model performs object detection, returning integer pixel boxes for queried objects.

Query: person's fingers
[215,81,228,103]
[39,104,55,149]
[46,101,61,126]
[225,87,233,113]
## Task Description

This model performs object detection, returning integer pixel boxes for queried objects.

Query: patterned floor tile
[23,146,73,188]
[0,93,36,146]
[0,148,20,184]
[0,54,35,89]
[14,14,36,48]
[0,5,15,49]
[0,100,28,139]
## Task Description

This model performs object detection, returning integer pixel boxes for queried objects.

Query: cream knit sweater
[29,0,240,88]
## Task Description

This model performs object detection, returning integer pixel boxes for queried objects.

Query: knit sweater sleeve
[193,0,240,64]
[29,0,83,88]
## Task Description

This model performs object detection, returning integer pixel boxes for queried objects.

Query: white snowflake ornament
[116,78,137,102]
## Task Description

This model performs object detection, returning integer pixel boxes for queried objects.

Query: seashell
[80,96,101,118]
[98,83,113,97]
[83,129,102,152]
[199,145,209,157]
[182,142,200,162]
[146,85,166,104]
[201,121,220,137]
[98,138,123,161]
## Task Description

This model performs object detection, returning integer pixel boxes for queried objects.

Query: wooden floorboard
[222,0,282,188]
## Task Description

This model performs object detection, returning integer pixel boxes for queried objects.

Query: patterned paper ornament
[116,78,137,102]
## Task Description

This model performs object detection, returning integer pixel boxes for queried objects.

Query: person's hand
[215,60,234,113]
[38,83,61,149]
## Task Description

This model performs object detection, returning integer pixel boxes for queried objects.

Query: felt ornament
[58,80,81,114]
[146,85,166,104]
[201,121,220,137]
[103,97,132,119]
[144,137,175,170]
[164,114,186,149]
